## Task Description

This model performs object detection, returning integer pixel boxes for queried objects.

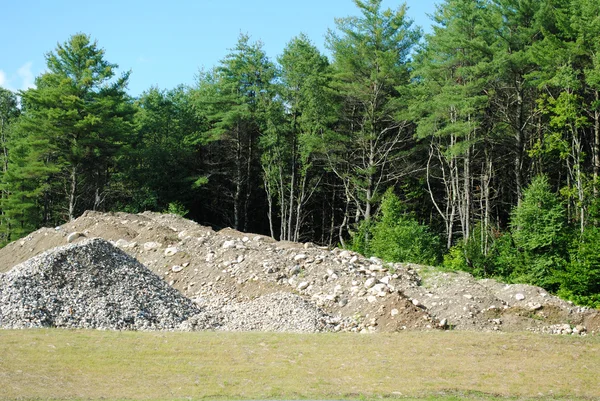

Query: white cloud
[17,62,35,90]
[137,55,151,64]
[0,62,38,92]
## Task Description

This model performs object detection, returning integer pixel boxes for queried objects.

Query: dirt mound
[1,211,598,334]
[0,238,200,330]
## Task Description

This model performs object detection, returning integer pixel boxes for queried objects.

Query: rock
[66,232,83,243]
[172,265,184,273]
[297,281,309,291]
[372,283,387,292]
[222,240,236,249]
[369,264,384,272]
[164,247,178,256]
[369,256,382,264]
[463,294,473,300]
[294,254,307,261]
[339,250,351,258]
[412,299,421,307]
[367,295,378,303]
[439,318,448,328]
[115,239,129,248]
[364,278,377,289]
[515,293,526,301]
[143,241,161,251]
[391,309,399,317]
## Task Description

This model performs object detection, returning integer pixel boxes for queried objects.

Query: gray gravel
[0,238,200,330]
[180,292,343,333]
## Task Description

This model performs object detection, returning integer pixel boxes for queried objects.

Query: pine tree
[0,88,21,244]
[261,34,333,241]
[3,33,134,234]
[412,0,494,249]
[509,175,567,288]
[325,0,421,241]
[192,34,276,231]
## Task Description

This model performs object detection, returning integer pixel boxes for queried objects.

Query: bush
[442,224,498,277]
[507,175,567,290]
[165,201,189,217]
[558,226,600,308]
[350,189,441,265]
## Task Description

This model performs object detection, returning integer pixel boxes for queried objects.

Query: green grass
[0,329,598,400]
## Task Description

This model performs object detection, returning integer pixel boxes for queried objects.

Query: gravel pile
[217,292,340,333]
[0,238,200,330]
[182,293,343,333]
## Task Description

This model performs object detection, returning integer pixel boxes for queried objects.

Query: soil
[1,210,598,334]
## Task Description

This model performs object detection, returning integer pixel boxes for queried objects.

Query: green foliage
[3,33,134,230]
[510,176,566,253]
[442,224,497,277]
[558,226,600,308]
[496,176,568,289]
[165,201,189,217]
[121,86,203,213]
[351,189,441,265]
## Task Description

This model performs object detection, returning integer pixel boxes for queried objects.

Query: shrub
[351,188,441,265]
[507,175,567,290]
[558,226,600,308]
[165,201,189,217]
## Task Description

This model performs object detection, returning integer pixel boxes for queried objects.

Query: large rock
[0,238,200,330]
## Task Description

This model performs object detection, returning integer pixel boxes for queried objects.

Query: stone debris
[164,247,178,256]
[185,292,339,333]
[66,232,83,243]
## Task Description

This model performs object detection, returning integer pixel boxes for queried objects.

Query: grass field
[0,329,598,401]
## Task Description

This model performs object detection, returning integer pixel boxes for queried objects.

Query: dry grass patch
[0,329,598,400]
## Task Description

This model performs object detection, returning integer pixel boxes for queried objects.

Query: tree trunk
[594,90,600,197]
[69,165,78,221]
[233,126,242,230]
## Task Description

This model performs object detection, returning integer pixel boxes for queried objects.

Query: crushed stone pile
[184,292,340,333]
[1,210,598,334]
[0,238,200,330]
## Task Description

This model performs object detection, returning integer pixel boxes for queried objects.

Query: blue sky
[1,0,439,97]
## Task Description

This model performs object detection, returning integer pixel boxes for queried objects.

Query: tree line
[1,0,599,306]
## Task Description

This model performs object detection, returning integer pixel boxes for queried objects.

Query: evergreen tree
[325,0,421,243]
[3,33,134,232]
[0,88,21,244]
[507,175,567,288]
[351,188,441,265]
[192,34,276,231]
[119,86,203,213]
[261,34,333,241]
[412,0,494,249]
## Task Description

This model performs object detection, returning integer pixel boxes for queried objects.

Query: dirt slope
[1,210,598,334]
